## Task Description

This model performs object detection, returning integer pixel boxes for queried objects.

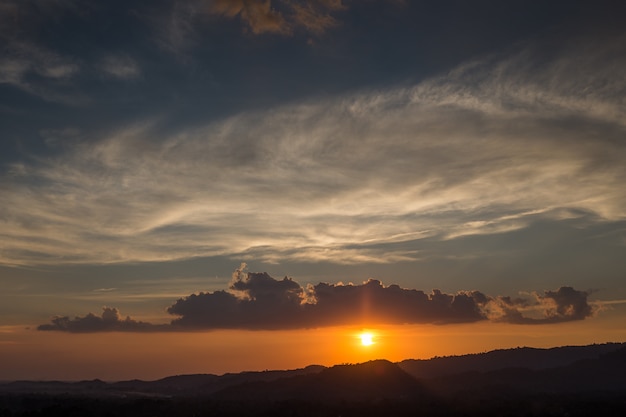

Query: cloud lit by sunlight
[1,33,625,268]
[37,267,600,332]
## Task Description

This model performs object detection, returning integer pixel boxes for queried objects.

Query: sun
[359,332,375,346]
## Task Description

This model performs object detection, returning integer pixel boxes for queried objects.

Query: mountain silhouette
[214,359,424,401]
[398,342,624,378]
[420,345,626,398]
[2,344,626,416]
[110,365,325,396]
[1,342,624,400]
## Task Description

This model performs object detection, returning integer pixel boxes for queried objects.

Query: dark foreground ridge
[1,343,625,416]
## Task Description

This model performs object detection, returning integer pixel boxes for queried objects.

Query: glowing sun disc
[360,332,374,346]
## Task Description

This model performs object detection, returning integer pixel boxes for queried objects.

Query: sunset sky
[1,0,626,381]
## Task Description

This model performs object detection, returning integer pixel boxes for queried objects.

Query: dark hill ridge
[422,345,626,397]
[1,342,623,398]
[398,342,624,379]
[2,344,625,417]
[0,365,326,397]
[214,359,424,401]
[110,365,326,396]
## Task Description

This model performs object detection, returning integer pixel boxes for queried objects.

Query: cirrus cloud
[1,32,625,267]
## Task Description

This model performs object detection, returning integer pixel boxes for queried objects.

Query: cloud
[167,263,309,328]
[157,0,348,44]
[300,282,488,327]
[0,43,79,82]
[38,267,598,332]
[287,0,345,36]
[37,307,165,332]
[100,55,141,79]
[93,287,117,293]
[168,268,597,329]
[206,0,348,36]
[0,41,83,103]
[208,0,288,35]
[486,287,596,324]
[1,33,625,266]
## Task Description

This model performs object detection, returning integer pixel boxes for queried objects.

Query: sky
[1,0,626,381]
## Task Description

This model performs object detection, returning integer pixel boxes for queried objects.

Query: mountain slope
[398,342,624,379]
[214,359,425,401]
[1,342,624,399]
[421,346,626,397]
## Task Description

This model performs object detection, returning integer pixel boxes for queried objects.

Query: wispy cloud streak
[0,41,83,103]
[1,34,625,266]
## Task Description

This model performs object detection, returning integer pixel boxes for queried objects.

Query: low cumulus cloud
[485,287,595,324]
[38,307,166,332]
[38,265,598,332]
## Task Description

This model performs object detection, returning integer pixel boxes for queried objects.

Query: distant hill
[422,344,626,398]
[1,342,624,399]
[2,344,626,416]
[398,342,625,379]
[214,359,424,401]
[0,365,325,397]
[110,364,325,396]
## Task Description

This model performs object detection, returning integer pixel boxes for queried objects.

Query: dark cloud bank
[38,265,597,332]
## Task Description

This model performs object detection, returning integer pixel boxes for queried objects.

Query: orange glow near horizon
[2,307,625,381]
